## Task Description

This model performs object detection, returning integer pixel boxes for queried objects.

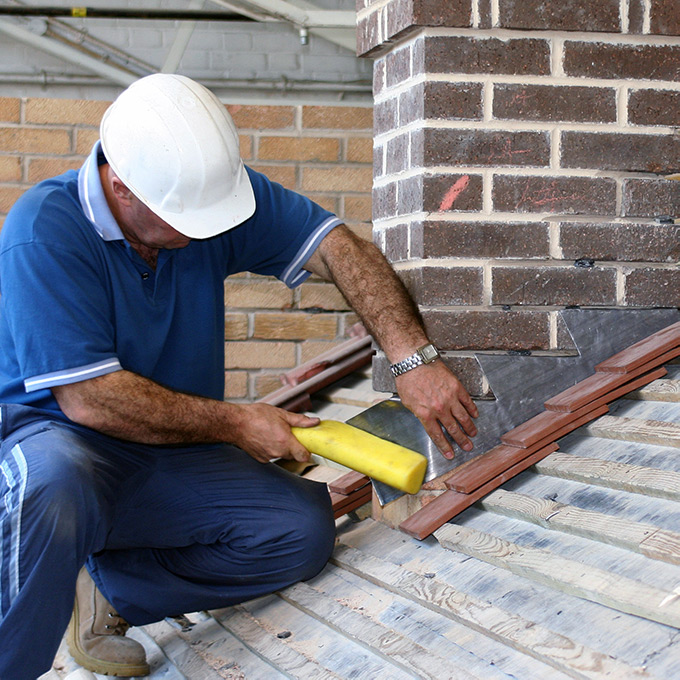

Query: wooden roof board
[54,359,680,679]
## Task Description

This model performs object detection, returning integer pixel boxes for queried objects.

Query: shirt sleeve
[221,167,343,287]
[0,238,121,394]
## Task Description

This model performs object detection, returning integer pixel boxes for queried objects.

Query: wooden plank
[370,487,445,530]
[317,385,387,408]
[232,591,408,680]
[136,620,236,679]
[583,415,680,448]
[640,530,680,565]
[329,470,370,494]
[545,356,675,412]
[448,404,606,494]
[445,439,562,495]
[331,485,372,518]
[280,334,372,386]
[260,346,375,410]
[534,451,680,502]
[305,561,546,680]
[399,443,558,540]
[216,604,346,679]
[435,523,680,628]
[332,544,652,680]
[302,464,349,485]
[594,321,680,374]
[144,613,288,680]
[625,378,680,402]
[503,368,666,447]
[480,488,680,565]
[279,582,480,680]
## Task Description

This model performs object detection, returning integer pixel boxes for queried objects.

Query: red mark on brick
[440,175,470,211]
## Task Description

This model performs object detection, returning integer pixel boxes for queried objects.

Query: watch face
[419,344,439,363]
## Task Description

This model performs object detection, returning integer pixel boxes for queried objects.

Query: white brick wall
[0,0,372,104]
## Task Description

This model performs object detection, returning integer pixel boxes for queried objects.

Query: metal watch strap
[389,343,440,377]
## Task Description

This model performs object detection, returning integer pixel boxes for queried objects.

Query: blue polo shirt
[0,142,341,415]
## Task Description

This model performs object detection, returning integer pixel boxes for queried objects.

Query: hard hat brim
[147,161,256,240]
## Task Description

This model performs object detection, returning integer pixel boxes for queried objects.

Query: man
[0,74,477,679]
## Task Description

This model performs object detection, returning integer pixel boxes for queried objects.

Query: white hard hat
[100,74,255,239]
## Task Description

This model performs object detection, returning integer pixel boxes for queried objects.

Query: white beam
[162,0,206,73]
[0,19,136,87]
[210,0,356,51]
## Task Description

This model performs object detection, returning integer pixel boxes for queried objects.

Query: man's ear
[110,175,134,205]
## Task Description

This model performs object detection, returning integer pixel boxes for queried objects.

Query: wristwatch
[389,343,440,377]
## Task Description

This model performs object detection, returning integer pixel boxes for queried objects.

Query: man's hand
[395,361,478,460]
[231,403,320,463]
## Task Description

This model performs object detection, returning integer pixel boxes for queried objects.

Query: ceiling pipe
[0,71,371,94]
[0,6,255,21]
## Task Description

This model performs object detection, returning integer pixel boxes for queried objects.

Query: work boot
[66,567,150,677]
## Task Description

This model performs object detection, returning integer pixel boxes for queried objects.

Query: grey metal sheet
[349,308,680,505]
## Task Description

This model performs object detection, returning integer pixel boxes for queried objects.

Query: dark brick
[372,353,490,398]
[560,221,680,263]
[415,36,551,76]
[625,268,680,307]
[385,133,409,175]
[372,182,397,220]
[561,132,680,174]
[493,84,617,123]
[387,0,472,38]
[413,220,550,259]
[374,99,398,135]
[373,145,384,179]
[399,173,484,214]
[491,266,618,307]
[556,315,577,351]
[385,46,412,89]
[415,129,550,167]
[397,174,423,216]
[373,57,385,96]
[622,178,680,218]
[423,309,552,351]
[411,0,473,26]
[498,0,621,32]
[629,89,680,127]
[356,14,383,58]
[478,0,492,28]
[650,0,680,36]
[400,82,483,125]
[564,42,680,81]
[425,173,484,212]
[628,0,645,33]
[493,176,617,215]
[403,266,484,306]
[383,224,409,261]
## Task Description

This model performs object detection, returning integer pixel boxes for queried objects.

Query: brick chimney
[358,0,680,398]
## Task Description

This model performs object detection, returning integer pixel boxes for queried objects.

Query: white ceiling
[0,0,373,104]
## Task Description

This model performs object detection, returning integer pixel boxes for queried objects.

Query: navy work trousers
[0,404,336,680]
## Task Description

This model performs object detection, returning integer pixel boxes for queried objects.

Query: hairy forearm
[53,370,244,445]
[312,226,428,362]
[52,370,320,462]
[308,225,479,457]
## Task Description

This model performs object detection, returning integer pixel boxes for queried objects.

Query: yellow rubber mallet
[291,419,427,495]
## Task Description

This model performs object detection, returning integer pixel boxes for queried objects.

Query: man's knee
[283,478,336,580]
[2,427,108,550]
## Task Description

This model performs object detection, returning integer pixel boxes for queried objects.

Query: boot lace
[104,609,131,635]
